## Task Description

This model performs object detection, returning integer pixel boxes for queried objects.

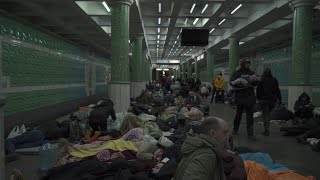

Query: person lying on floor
[5,121,69,156]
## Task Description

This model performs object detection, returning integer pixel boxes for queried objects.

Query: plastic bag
[107,112,127,131]
[7,126,21,139]
[138,114,156,122]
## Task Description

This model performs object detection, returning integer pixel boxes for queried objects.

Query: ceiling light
[201,4,208,14]
[157,40,160,44]
[231,4,242,15]
[174,40,177,44]
[157,48,159,51]
[180,28,183,33]
[158,3,162,13]
[158,17,161,25]
[158,28,160,33]
[156,68,162,71]
[209,28,215,33]
[218,18,226,25]
[177,35,179,39]
[193,18,199,25]
[184,18,188,25]
[128,40,131,44]
[239,41,245,45]
[157,44,159,48]
[157,35,160,39]
[163,68,169,71]
[190,3,196,13]
[102,1,110,13]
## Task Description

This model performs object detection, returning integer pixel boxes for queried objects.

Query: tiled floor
[5,103,320,179]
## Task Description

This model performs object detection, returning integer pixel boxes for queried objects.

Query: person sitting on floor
[200,84,209,100]
[174,117,228,180]
[186,91,201,108]
[294,92,314,122]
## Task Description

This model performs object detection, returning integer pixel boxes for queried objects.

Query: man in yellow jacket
[213,73,225,103]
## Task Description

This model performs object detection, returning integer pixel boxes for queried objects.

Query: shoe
[248,136,257,141]
[296,136,308,145]
[5,154,21,164]
[232,131,239,135]
[10,169,24,180]
[261,131,269,136]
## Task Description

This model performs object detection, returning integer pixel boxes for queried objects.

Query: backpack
[69,115,86,143]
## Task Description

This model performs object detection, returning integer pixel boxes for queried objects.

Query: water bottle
[39,140,56,171]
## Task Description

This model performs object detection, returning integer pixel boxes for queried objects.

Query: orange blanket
[244,161,316,180]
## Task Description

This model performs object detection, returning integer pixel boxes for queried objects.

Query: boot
[261,129,269,136]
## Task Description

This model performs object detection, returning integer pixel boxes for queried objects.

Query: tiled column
[195,59,199,79]
[228,36,239,79]
[131,34,145,98]
[206,50,214,83]
[187,62,192,79]
[109,0,133,112]
[288,0,318,110]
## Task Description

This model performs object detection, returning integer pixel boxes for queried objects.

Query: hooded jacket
[214,75,225,90]
[294,92,314,118]
[174,134,225,180]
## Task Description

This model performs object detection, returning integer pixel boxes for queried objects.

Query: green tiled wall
[0,14,110,116]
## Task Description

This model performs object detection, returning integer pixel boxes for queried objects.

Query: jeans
[5,130,45,155]
[210,88,216,102]
[233,104,254,136]
[261,103,271,132]
[215,90,225,102]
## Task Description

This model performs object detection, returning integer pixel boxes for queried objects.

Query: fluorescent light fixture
[190,3,196,14]
[180,28,183,33]
[209,28,215,33]
[201,4,208,14]
[102,1,110,13]
[184,18,188,25]
[174,40,177,44]
[169,60,180,63]
[239,41,245,45]
[156,68,162,71]
[157,48,159,51]
[158,28,160,33]
[158,3,162,13]
[158,17,161,25]
[157,44,159,48]
[157,40,160,44]
[163,68,169,71]
[231,4,242,15]
[193,18,199,25]
[218,18,226,25]
[157,35,160,39]
[128,40,131,44]
[177,35,180,39]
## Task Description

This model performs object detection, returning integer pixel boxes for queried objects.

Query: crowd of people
[5,61,320,180]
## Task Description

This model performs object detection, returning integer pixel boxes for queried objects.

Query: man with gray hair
[174,117,228,180]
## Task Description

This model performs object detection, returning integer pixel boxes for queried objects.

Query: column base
[288,85,312,111]
[131,81,146,98]
[109,82,131,113]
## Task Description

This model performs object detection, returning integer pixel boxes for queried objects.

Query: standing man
[230,60,257,140]
[257,68,282,136]
[214,73,225,103]
[174,117,228,180]
[188,73,201,92]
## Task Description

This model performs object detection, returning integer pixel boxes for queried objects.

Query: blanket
[69,139,137,158]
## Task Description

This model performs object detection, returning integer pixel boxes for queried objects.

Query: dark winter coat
[222,149,246,180]
[256,75,282,106]
[230,68,256,105]
[294,92,314,119]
